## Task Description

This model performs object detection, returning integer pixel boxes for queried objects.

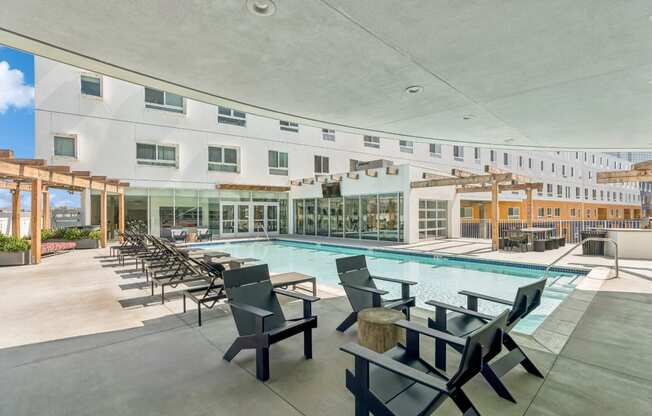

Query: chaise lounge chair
[341,311,509,416]
[426,278,547,403]
[335,255,416,332]
[222,264,320,381]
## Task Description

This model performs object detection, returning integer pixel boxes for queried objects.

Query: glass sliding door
[317,199,330,236]
[267,205,278,232]
[304,199,316,235]
[330,198,344,237]
[378,193,398,241]
[294,200,304,234]
[344,197,360,238]
[221,204,235,236]
[237,205,250,233]
[253,204,265,233]
[361,195,378,240]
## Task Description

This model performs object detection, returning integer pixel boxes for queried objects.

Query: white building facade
[34,57,642,243]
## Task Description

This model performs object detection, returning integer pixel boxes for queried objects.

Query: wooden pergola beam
[45,166,71,173]
[485,165,533,184]
[72,171,91,177]
[422,172,448,180]
[8,159,47,166]
[597,169,651,184]
[633,160,652,170]
[0,149,15,159]
[411,173,512,189]
[215,183,291,192]
[456,182,543,193]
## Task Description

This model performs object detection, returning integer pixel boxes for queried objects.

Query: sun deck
[1,245,651,415]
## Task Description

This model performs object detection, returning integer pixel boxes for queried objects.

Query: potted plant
[0,234,31,266]
[70,228,101,249]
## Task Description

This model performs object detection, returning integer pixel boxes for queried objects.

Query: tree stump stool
[357,308,406,353]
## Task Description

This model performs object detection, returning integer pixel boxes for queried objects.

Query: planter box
[0,250,31,266]
[74,239,100,249]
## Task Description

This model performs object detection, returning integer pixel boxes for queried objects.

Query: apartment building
[33,57,642,243]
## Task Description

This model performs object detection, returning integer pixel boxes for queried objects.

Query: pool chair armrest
[274,288,320,319]
[458,290,514,311]
[339,283,388,296]
[341,342,448,392]
[394,320,466,347]
[371,275,418,286]
[425,300,494,321]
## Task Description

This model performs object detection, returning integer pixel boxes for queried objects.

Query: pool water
[195,240,580,334]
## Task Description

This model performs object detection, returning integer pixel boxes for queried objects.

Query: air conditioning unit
[353,159,394,171]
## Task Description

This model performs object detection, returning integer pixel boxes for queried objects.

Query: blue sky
[0,45,80,210]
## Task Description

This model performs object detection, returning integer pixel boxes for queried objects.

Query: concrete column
[491,180,499,251]
[11,189,21,237]
[80,188,92,226]
[118,192,125,239]
[30,179,43,264]
[526,188,534,227]
[449,195,461,238]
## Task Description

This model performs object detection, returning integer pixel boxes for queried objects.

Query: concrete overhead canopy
[2,1,652,150]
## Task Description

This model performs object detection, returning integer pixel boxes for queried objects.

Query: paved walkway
[1,247,651,415]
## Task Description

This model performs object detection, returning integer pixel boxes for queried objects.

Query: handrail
[257,221,270,241]
[544,237,618,282]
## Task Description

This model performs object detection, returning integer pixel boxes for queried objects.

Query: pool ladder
[544,237,619,286]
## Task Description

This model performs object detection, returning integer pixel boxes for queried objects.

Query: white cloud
[0,61,34,113]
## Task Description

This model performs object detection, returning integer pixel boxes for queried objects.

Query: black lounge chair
[196,227,212,242]
[335,255,416,332]
[341,311,508,416]
[427,278,547,403]
[222,264,319,381]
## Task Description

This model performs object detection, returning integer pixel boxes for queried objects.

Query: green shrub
[88,230,101,240]
[0,234,30,252]
[41,228,66,241]
[63,228,85,241]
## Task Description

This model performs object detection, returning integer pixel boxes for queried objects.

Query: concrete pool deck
[1,247,651,415]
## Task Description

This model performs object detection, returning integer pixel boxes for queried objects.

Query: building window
[592,189,597,200]
[430,143,442,157]
[399,140,414,154]
[474,147,481,163]
[538,208,545,218]
[419,200,448,240]
[575,152,579,160]
[268,150,289,175]
[528,158,533,169]
[217,106,246,127]
[540,161,544,171]
[562,165,566,176]
[208,146,239,172]
[80,74,102,98]
[547,208,553,218]
[554,208,561,217]
[144,87,184,113]
[314,155,329,174]
[570,166,574,177]
[322,128,335,141]
[576,187,581,199]
[363,135,380,148]
[557,185,563,198]
[546,184,553,196]
[507,207,520,219]
[53,135,77,158]
[490,150,496,162]
[518,156,523,168]
[585,188,589,200]
[551,163,556,173]
[453,145,464,161]
[570,208,577,217]
[460,207,473,219]
[279,120,299,132]
[503,152,510,166]
[600,190,604,201]
[136,143,177,167]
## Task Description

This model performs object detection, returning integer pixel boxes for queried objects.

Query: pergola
[597,160,652,184]
[411,166,543,251]
[0,149,128,263]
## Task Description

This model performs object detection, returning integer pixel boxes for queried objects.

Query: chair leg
[182,294,186,313]
[223,340,242,362]
[161,284,165,304]
[481,365,517,403]
[435,338,447,370]
[504,333,544,378]
[151,281,155,296]
[304,328,312,359]
[449,389,480,416]
[198,304,202,327]
[336,312,358,332]
[256,346,270,381]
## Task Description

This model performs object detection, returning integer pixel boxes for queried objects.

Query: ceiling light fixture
[504,138,515,143]
[246,0,276,16]
[462,114,474,120]
[405,85,423,94]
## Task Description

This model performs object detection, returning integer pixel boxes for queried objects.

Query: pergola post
[42,187,50,230]
[100,190,107,248]
[118,192,125,240]
[526,188,534,227]
[491,179,499,251]
[30,179,42,264]
[11,189,21,237]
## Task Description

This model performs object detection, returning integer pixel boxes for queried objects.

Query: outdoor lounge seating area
[500,229,567,253]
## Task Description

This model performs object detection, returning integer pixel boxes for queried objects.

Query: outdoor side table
[357,308,405,353]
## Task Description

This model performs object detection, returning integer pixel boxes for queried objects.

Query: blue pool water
[195,240,580,334]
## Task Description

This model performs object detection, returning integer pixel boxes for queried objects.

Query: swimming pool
[193,240,581,334]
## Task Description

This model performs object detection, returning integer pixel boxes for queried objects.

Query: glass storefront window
[344,197,360,239]
[378,193,399,241]
[317,199,329,236]
[418,199,448,240]
[149,188,174,237]
[330,198,344,237]
[294,200,304,234]
[361,195,378,240]
[304,199,316,235]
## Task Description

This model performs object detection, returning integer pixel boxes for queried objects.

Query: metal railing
[544,237,619,282]
[461,219,641,243]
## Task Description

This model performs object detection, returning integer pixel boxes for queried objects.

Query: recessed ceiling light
[462,114,474,120]
[405,85,424,94]
[504,138,515,143]
[246,0,276,16]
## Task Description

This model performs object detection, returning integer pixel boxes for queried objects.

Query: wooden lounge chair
[335,255,416,332]
[427,278,547,403]
[222,264,319,381]
[341,311,508,416]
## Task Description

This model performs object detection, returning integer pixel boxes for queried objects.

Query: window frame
[453,145,464,161]
[279,120,299,133]
[144,87,185,114]
[314,155,330,174]
[207,145,240,173]
[399,140,414,154]
[217,106,246,127]
[363,135,381,149]
[507,207,520,220]
[136,142,178,167]
[430,143,442,158]
[53,134,78,159]
[80,73,103,99]
[321,128,336,141]
[268,150,289,175]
